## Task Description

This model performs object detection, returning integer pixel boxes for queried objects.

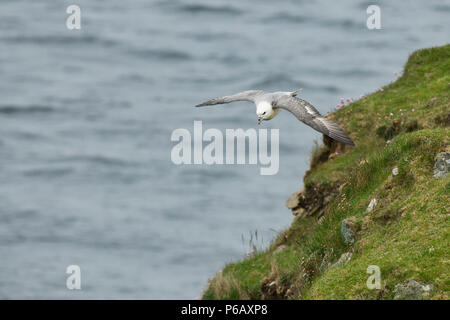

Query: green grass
[203,44,450,300]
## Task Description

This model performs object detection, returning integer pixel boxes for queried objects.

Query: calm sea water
[0,0,448,299]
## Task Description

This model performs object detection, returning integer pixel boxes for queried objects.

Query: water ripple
[177,3,243,15]
[1,34,117,47]
[0,105,55,115]
[126,47,192,61]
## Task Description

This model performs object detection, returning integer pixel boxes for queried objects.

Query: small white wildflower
[429,247,435,253]
[392,167,399,176]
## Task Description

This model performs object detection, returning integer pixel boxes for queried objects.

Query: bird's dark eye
[262,111,266,115]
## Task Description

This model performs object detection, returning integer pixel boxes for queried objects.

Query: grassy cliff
[203,44,450,300]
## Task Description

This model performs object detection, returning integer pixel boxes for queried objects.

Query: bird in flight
[195,89,355,146]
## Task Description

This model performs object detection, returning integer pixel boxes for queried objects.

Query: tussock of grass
[203,44,450,300]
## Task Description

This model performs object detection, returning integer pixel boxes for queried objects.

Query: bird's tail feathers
[317,117,355,146]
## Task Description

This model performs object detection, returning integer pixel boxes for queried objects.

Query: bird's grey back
[255,91,291,104]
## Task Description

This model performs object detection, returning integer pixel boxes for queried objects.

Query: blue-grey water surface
[0,0,448,298]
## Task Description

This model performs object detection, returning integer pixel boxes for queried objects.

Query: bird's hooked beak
[257,117,262,125]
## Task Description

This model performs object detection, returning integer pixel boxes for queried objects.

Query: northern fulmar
[196,89,355,146]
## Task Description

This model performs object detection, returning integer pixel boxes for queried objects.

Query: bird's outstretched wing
[195,90,264,107]
[274,95,355,146]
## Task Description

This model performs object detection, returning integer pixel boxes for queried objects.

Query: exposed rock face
[260,276,290,300]
[260,279,280,300]
[286,192,301,209]
[286,184,337,219]
[286,136,350,220]
[340,219,357,245]
[394,280,434,300]
[292,207,306,218]
[433,151,449,179]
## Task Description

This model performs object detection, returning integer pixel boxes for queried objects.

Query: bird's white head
[256,101,277,124]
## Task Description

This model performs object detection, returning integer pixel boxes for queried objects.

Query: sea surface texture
[0,0,448,298]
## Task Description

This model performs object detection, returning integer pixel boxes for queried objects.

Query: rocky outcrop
[286,183,337,219]
[286,192,301,210]
[260,274,293,300]
[394,280,434,300]
[433,151,449,179]
[340,219,358,245]
[285,137,354,220]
